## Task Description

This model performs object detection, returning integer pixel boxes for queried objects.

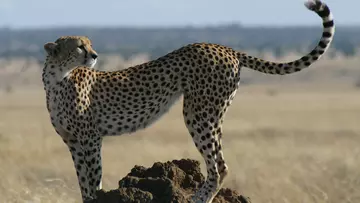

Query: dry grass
[0,55,360,203]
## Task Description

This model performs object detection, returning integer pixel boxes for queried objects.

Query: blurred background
[1,0,360,202]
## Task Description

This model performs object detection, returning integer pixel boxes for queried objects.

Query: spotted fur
[42,1,335,202]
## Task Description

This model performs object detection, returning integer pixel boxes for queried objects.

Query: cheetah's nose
[91,54,98,59]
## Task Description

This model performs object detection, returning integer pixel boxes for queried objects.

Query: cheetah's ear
[44,42,59,56]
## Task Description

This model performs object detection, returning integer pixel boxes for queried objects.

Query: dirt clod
[90,159,251,203]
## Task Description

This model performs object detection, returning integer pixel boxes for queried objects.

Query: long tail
[237,0,335,75]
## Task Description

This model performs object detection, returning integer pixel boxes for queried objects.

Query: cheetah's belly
[95,91,183,136]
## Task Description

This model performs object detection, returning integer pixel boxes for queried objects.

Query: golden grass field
[0,55,360,203]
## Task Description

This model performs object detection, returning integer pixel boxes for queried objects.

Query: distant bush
[265,89,278,97]
[355,78,360,89]
[4,85,13,94]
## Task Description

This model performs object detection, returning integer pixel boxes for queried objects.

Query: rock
[90,159,251,203]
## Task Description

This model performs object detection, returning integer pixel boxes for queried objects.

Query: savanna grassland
[0,53,360,203]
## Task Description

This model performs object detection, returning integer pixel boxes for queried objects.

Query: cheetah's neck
[42,58,74,91]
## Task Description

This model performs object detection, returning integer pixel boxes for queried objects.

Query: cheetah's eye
[78,45,85,50]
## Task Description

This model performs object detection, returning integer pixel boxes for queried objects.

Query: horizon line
[1,22,359,31]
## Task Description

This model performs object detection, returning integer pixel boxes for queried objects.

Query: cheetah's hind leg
[182,93,231,203]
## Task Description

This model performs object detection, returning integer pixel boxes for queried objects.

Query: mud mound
[90,159,251,203]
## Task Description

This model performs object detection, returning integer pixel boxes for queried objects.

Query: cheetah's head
[44,36,98,68]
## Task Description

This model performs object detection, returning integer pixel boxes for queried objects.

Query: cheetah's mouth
[85,58,97,68]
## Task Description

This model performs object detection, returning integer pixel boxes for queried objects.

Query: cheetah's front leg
[54,126,93,202]
[84,135,103,195]
[65,138,94,202]
[62,129,103,202]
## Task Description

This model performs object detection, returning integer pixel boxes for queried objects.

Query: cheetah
[42,1,334,202]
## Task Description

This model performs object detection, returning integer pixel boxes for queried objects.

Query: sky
[0,0,358,29]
